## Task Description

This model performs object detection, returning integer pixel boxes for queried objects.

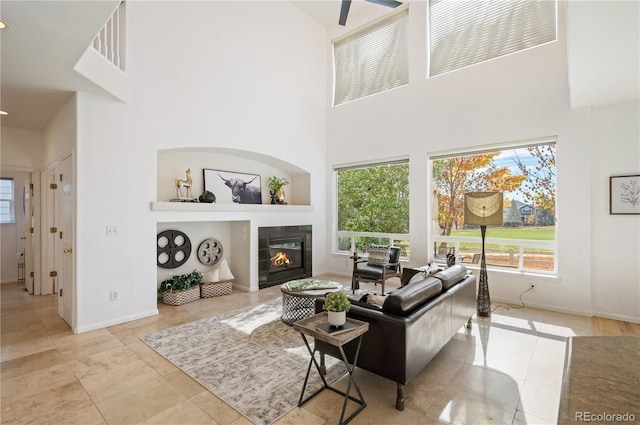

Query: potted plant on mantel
[159,270,202,305]
[323,292,351,327]
[267,176,289,204]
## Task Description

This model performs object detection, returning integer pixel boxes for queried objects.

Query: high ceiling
[0,0,121,130]
[0,0,637,131]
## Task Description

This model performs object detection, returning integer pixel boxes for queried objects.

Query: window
[0,178,15,224]
[430,141,556,273]
[428,0,557,77]
[335,160,410,256]
[333,7,409,106]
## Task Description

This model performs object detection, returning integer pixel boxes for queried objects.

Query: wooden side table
[293,312,369,425]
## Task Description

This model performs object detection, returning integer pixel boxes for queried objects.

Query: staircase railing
[92,1,126,71]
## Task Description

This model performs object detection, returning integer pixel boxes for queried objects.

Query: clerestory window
[333,7,409,106]
[428,0,557,77]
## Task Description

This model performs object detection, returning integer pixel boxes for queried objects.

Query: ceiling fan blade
[366,0,403,8]
[339,0,352,26]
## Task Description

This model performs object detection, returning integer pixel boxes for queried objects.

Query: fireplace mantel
[151,202,313,212]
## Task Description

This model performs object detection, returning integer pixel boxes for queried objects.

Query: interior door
[58,155,73,327]
[23,178,35,293]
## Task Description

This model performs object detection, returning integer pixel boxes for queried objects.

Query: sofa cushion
[382,277,443,316]
[367,244,390,266]
[433,264,468,291]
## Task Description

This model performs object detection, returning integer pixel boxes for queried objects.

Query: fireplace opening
[269,238,303,272]
[259,225,312,289]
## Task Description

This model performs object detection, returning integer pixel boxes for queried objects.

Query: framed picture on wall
[204,169,262,205]
[610,175,640,215]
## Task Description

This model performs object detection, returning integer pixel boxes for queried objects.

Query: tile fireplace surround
[258,225,312,289]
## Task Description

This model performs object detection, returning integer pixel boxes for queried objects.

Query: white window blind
[333,8,409,106]
[0,178,15,224]
[428,0,557,77]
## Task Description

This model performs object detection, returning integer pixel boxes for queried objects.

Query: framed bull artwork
[204,169,263,205]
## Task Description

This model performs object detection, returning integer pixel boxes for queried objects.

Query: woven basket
[200,280,232,298]
[162,286,201,306]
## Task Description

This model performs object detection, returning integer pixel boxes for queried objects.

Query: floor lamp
[464,192,503,317]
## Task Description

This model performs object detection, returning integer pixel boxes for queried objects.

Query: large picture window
[333,7,409,106]
[0,178,15,224]
[335,160,410,256]
[430,141,556,273]
[428,0,557,77]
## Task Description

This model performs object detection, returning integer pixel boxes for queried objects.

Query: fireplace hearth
[259,225,312,289]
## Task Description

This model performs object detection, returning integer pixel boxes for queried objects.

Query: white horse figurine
[175,168,193,199]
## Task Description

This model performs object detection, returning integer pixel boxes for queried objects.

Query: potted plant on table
[323,292,351,327]
[159,270,203,305]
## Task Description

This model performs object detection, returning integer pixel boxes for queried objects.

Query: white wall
[42,95,77,167]
[590,100,640,322]
[325,1,639,322]
[1,127,44,169]
[73,1,328,332]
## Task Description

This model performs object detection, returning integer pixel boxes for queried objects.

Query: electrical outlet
[110,290,119,301]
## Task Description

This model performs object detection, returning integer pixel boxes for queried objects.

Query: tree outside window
[432,143,556,271]
[336,161,410,254]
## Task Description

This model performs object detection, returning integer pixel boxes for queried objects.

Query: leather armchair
[352,246,402,295]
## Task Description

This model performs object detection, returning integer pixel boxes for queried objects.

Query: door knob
[63,248,73,253]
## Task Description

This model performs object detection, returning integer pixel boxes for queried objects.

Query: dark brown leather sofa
[314,264,476,410]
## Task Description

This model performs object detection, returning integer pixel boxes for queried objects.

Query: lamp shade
[464,192,504,226]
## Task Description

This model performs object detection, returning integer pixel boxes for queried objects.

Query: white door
[42,167,58,295]
[23,178,35,293]
[58,156,73,327]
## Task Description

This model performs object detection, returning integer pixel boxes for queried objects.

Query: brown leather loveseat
[314,264,476,410]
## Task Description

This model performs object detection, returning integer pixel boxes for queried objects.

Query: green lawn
[450,226,555,241]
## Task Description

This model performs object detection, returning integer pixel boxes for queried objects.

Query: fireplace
[259,225,312,289]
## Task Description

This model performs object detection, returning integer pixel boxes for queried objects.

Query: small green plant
[323,292,351,312]
[159,270,203,293]
[267,176,289,193]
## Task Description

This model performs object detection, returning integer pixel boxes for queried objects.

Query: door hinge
[50,227,58,233]
[50,183,58,189]
[30,227,35,233]
[60,231,63,239]
[59,289,63,297]
[30,271,34,278]
[59,174,63,182]
[50,271,58,277]
[30,183,34,189]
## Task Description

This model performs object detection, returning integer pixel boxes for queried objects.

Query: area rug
[140,298,346,425]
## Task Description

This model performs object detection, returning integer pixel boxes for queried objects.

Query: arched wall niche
[157,147,311,206]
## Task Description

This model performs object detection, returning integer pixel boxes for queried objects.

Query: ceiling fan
[339,0,403,26]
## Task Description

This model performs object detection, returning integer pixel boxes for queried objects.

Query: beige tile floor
[1,277,638,425]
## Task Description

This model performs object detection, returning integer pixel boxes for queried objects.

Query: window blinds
[428,0,556,77]
[333,8,409,106]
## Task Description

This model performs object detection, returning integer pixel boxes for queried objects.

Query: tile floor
[1,277,638,425]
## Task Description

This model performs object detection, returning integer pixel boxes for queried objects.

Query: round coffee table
[280,279,343,325]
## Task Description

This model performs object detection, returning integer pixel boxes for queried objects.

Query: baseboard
[1,278,20,284]
[74,309,159,334]
[591,310,640,324]
[490,296,593,318]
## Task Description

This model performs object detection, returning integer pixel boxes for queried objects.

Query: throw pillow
[367,244,390,266]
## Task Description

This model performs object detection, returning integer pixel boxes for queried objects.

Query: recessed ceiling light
[0,111,8,115]
[0,21,6,30]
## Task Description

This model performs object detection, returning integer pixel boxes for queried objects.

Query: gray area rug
[140,298,346,425]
